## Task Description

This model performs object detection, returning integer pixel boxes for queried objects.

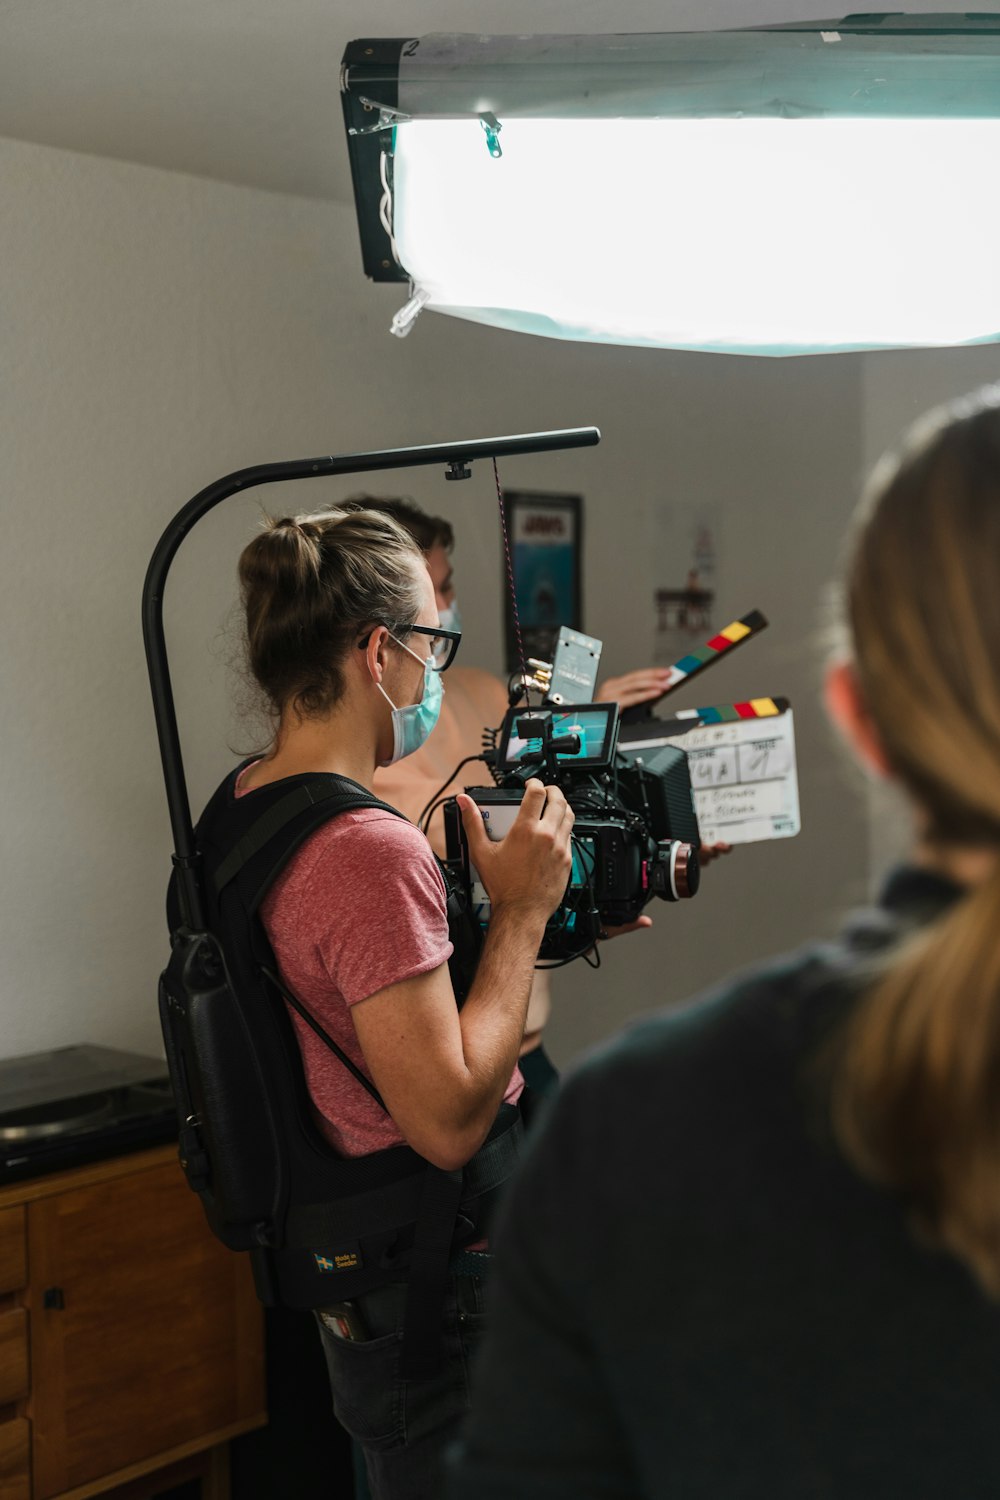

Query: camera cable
[417,755,490,833]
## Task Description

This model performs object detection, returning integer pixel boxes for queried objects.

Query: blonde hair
[238,506,425,721]
[833,384,1000,1293]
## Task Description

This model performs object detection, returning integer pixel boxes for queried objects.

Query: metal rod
[142,427,601,929]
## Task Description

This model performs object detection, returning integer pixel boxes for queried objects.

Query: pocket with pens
[320,1301,370,1342]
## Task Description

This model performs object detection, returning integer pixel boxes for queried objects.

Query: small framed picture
[502,490,583,674]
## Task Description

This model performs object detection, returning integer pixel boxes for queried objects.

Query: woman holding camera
[233,505,573,1499]
[448,386,1000,1498]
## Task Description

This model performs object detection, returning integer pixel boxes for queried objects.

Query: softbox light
[341,17,1000,356]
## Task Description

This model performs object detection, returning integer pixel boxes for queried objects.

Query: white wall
[1,134,876,1068]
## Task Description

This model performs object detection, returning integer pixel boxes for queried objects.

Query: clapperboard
[620,697,800,845]
[617,608,800,845]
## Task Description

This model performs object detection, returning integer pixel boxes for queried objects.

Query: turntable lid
[0,1045,169,1117]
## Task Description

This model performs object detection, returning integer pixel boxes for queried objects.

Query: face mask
[376,634,444,765]
[438,601,462,636]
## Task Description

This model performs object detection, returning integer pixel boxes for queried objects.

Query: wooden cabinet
[0,1308,29,1407]
[0,1418,30,1500]
[0,1147,266,1499]
[0,1209,26,1294]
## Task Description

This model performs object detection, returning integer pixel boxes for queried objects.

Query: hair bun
[272,515,319,539]
[258,514,323,590]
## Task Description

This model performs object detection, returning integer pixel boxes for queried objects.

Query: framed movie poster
[502,490,583,674]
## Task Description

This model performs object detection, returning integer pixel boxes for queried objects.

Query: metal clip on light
[391,285,431,339]
[480,113,503,158]
[348,97,413,137]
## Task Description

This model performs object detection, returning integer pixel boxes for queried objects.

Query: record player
[0,1044,177,1183]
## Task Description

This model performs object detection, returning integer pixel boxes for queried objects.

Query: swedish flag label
[314,1246,363,1273]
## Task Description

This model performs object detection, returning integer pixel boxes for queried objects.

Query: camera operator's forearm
[455,904,546,1136]
[521,969,552,1053]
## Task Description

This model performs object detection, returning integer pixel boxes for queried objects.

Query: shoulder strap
[213,774,403,900]
[209,772,405,1114]
[207,770,480,1115]
[259,960,387,1113]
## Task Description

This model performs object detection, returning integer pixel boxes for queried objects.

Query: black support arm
[142,427,601,929]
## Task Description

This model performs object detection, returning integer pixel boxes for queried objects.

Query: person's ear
[363,626,390,686]
[824,658,893,778]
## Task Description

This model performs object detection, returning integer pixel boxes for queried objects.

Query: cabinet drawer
[0,1210,25,1296]
[0,1310,29,1406]
[29,1160,264,1497]
[0,1417,29,1500]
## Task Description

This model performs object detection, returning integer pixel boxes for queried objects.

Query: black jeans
[315,1276,488,1500]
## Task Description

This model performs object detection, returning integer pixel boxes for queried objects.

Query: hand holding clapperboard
[618,611,801,846]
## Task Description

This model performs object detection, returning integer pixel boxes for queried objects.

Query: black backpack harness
[160,763,525,1378]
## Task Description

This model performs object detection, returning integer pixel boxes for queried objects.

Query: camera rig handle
[142,427,601,932]
[511,711,582,779]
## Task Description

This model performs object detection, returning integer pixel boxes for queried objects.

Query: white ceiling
[0,1,961,204]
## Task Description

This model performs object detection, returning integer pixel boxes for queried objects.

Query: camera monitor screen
[497,703,619,772]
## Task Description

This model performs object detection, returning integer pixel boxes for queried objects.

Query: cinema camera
[442,629,701,965]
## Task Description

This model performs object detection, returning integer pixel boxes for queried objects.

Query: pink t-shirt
[237,770,523,1159]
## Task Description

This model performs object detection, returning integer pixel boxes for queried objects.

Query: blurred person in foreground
[447,386,1000,1499]
[357,495,728,1095]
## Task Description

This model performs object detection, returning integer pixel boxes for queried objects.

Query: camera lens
[672,842,700,899]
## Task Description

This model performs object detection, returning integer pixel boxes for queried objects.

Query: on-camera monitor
[498,703,619,771]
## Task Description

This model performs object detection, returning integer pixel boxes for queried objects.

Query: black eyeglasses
[358,623,462,672]
[405,624,462,672]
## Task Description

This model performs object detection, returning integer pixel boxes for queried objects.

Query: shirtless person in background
[358,496,724,1092]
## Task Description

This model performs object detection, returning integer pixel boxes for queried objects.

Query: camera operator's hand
[458,780,574,929]
[600,915,654,939]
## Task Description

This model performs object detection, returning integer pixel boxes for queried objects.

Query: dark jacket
[447,868,1000,1499]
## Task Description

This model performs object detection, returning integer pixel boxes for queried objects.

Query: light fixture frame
[341,15,1000,290]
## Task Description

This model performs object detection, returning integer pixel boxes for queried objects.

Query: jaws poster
[502,491,583,674]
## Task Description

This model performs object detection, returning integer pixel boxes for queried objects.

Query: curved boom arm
[142,426,600,928]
